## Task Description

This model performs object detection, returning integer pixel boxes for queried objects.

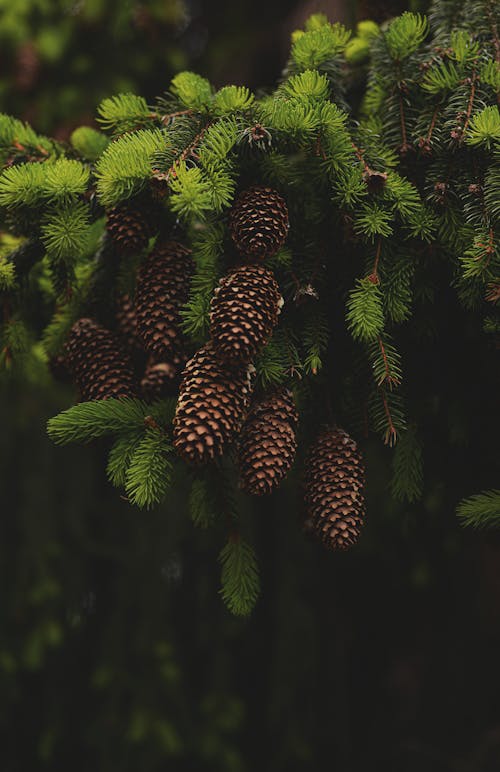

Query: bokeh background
[1,1,499,770]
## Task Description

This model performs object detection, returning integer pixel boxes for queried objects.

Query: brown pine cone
[304,427,365,550]
[210,264,283,365]
[106,201,158,254]
[173,341,254,465]
[115,294,139,352]
[114,293,150,377]
[140,354,185,401]
[65,318,137,401]
[229,186,289,261]
[135,240,193,360]
[237,388,298,495]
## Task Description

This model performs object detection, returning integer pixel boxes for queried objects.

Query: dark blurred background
[1,1,500,770]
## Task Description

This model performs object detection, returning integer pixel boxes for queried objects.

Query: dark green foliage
[219,538,261,617]
[390,425,423,502]
[457,490,500,528]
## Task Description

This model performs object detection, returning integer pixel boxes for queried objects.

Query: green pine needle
[47,399,154,444]
[42,158,90,201]
[219,538,260,617]
[189,478,218,529]
[0,163,47,207]
[390,425,423,502]
[41,201,91,262]
[70,126,109,160]
[170,72,212,110]
[97,93,152,134]
[465,106,500,149]
[213,85,254,114]
[107,433,142,488]
[457,490,500,529]
[124,428,174,509]
[95,128,167,206]
[284,70,330,101]
[291,23,351,70]
[385,12,429,60]
[0,258,16,291]
[347,277,385,342]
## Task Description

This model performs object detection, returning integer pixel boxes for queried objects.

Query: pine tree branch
[457,490,500,529]
[461,70,478,140]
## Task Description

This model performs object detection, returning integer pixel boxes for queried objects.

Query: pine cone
[115,294,139,352]
[304,427,365,550]
[135,240,193,360]
[65,318,137,401]
[141,355,184,401]
[210,264,283,365]
[173,342,254,465]
[106,201,157,254]
[229,186,289,261]
[114,293,149,376]
[237,388,298,495]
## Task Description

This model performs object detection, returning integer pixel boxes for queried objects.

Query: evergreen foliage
[457,490,500,528]
[1,0,498,611]
[219,538,261,617]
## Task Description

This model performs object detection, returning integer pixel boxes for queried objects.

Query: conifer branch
[219,536,260,617]
[457,490,500,528]
[380,388,398,446]
[461,69,478,140]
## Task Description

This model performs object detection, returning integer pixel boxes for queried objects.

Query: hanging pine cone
[140,355,185,401]
[114,293,149,376]
[106,201,157,254]
[173,342,254,465]
[65,318,137,401]
[115,294,139,352]
[229,186,289,261]
[210,264,283,365]
[237,388,298,495]
[135,240,193,360]
[304,427,365,550]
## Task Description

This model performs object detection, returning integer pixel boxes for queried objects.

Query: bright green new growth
[95,128,168,205]
[0,163,47,207]
[97,93,152,134]
[170,71,212,109]
[41,202,91,263]
[465,106,500,149]
[384,12,429,59]
[70,126,109,161]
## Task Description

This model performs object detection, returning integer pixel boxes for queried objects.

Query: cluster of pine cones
[63,186,365,550]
